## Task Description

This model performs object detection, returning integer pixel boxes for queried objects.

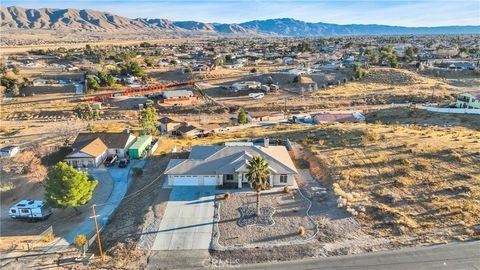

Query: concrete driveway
[150,186,216,250]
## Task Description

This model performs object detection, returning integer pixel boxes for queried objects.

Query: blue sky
[3,0,480,26]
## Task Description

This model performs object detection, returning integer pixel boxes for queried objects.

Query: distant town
[1,3,479,270]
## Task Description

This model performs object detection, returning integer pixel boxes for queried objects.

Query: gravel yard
[215,190,317,247]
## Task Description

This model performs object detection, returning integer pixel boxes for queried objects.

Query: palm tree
[247,155,270,216]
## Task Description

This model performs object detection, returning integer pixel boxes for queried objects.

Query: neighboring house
[64,138,108,168]
[159,117,183,136]
[231,81,261,91]
[448,62,477,70]
[161,90,194,102]
[164,142,298,188]
[456,92,480,109]
[313,112,365,124]
[177,125,203,138]
[0,146,20,158]
[64,132,137,167]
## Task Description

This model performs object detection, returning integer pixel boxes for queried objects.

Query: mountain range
[2,6,479,36]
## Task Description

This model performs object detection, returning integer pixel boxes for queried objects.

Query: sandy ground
[215,191,316,247]
[0,166,114,252]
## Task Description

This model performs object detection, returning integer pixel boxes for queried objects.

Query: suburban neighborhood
[0,1,479,270]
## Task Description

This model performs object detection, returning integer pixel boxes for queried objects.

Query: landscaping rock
[237,206,275,227]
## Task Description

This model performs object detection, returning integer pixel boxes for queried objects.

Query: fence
[148,140,160,156]
[84,80,195,102]
[423,106,480,115]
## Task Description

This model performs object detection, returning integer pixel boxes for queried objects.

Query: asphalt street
[239,241,480,270]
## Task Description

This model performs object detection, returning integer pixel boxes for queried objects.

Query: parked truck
[9,200,52,221]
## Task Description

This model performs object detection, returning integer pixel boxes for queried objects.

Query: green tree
[237,108,247,124]
[247,155,270,216]
[97,71,107,86]
[74,103,100,121]
[121,62,145,77]
[87,76,100,91]
[11,84,20,96]
[405,47,414,62]
[44,162,98,209]
[139,106,158,135]
[12,65,20,75]
[353,63,368,79]
[389,55,400,68]
[106,75,115,87]
[183,66,192,73]
[144,58,154,67]
[0,62,7,73]
[370,51,379,65]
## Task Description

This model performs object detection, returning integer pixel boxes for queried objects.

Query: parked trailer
[249,93,265,99]
[9,200,52,221]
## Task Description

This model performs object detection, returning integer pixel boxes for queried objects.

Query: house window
[225,174,234,181]
[280,174,288,183]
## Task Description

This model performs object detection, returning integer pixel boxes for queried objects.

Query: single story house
[158,117,183,136]
[64,138,108,168]
[176,125,203,138]
[313,112,365,124]
[448,62,477,70]
[164,142,298,188]
[456,92,480,109]
[162,90,194,101]
[64,132,136,167]
[231,81,261,91]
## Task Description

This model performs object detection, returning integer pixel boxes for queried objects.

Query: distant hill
[2,6,479,36]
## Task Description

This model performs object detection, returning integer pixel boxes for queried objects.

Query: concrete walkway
[140,186,216,251]
[53,160,145,247]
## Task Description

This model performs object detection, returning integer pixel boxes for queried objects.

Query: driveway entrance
[150,186,216,250]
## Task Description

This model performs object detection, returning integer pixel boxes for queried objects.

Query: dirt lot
[366,107,480,130]
[310,67,460,105]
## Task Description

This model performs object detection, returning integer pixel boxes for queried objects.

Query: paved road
[238,241,480,270]
[148,186,216,250]
[54,160,145,246]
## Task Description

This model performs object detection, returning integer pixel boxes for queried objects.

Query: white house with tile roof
[164,142,298,188]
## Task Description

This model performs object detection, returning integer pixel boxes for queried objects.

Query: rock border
[237,206,275,227]
[211,188,320,250]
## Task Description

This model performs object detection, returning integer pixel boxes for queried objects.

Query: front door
[242,173,248,183]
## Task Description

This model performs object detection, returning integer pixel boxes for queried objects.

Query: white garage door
[172,176,199,186]
[203,176,217,186]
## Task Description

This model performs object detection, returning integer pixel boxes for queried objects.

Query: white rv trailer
[9,200,52,221]
[248,93,265,99]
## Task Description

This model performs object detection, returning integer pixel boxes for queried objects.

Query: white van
[9,200,52,221]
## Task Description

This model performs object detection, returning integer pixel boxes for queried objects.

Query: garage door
[172,176,199,186]
[203,176,217,186]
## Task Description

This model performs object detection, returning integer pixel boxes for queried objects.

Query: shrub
[318,215,330,229]
[41,233,55,243]
[298,226,305,236]
[224,192,232,200]
[283,186,291,193]
[74,234,87,249]
[132,167,143,176]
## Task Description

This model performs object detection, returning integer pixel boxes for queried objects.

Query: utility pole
[91,204,104,260]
